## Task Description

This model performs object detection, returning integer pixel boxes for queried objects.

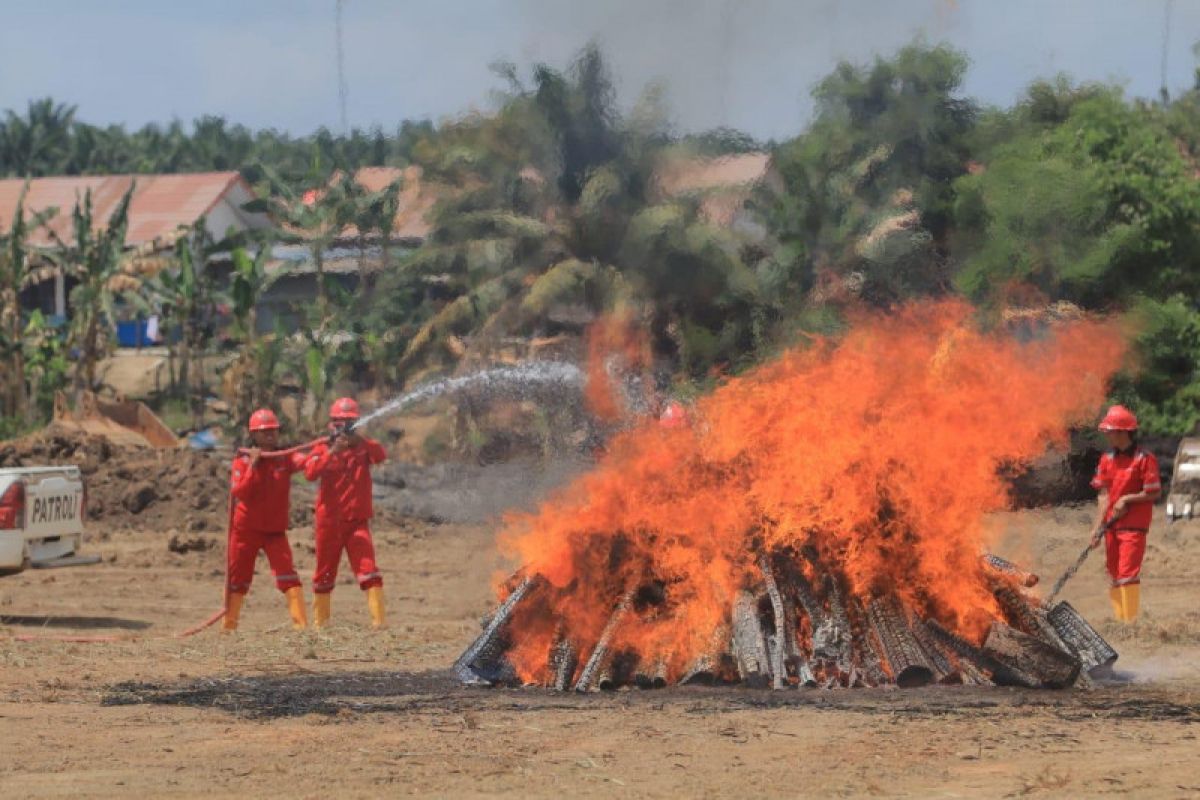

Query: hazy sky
[0,0,1197,140]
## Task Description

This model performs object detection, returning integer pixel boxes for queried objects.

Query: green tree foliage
[0,97,436,183]
[145,223,224,425]
[956,86,1200,307]
[1110,297,1200,436]
[371,45,764,382]
[0,185,56,420]
[11,40,1200,436]
[760,42,976,306]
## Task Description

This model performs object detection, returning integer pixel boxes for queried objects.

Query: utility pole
[336,0,349,133]
[1161,0,1174,105]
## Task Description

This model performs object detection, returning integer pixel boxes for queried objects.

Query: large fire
[493,301,1127,687]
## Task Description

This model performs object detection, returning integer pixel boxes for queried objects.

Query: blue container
[115,320,150,347]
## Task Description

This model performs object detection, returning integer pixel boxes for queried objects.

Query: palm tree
[0,98,78,177]
[371,45,766,382]
[0,184,57,419]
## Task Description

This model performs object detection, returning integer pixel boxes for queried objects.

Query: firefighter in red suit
[1090,405,1161,623]
[304,397,388,628]
[223,409,308,632]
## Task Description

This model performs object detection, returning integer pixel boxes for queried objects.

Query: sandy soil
[1,505,1198,799]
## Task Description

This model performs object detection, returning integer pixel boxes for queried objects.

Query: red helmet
[658,401,688,429]
[1098,405,1138,432]
[330,397,361,421]
[248,408,280,432]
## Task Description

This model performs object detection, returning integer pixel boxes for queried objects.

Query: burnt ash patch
[101,671,1200,724]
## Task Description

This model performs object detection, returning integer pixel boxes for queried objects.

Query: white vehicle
[0,466,98,576]
[1166,438,1200,521]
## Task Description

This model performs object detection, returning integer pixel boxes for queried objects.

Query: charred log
[982,554,1039,587]
[821,577,855,675]
[923,618,1027,687]
[574,589,635,692]
[731,590,772,688]
[680,626,732,685]
[636,655,670,689]
[842,596,886,688]
[759,556,801,689]
[549,631,578,691]
[909,617,957,683]
[1047,601,1118,677]
[865,597,935,688]
[991,580,1076,665]
[454,575,540,685]
[982,621,1081,689]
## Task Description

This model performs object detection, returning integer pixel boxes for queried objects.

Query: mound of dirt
[0,426,404,533]
[0,427,228,532]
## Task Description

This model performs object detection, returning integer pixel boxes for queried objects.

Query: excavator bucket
[1166,438,1200,521]
[51,391,179,449]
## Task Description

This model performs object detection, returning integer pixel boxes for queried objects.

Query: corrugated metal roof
[329,165,446,242]
[652,153,773,227]
[0,171,252,248]
[653,153,771,196]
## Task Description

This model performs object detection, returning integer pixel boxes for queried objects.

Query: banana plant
[48,183,146,392]
[0,184,57,420]
[21,309,69,420]
[229,241,275,346]
[145,221,223,426]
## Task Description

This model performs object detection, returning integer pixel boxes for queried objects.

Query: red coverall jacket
[231,451,307,530]
[1091,446,1161,585]
[303,437,388,522]
[227,451,307,593]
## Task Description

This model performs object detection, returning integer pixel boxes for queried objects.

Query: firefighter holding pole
[1090,405,1161,622]
[304,397,389,629]
[224,409,309,632]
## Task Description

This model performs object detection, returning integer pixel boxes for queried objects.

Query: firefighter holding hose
[1090,405,1161,622]
[304,397,388,629]
[224,408,309,632]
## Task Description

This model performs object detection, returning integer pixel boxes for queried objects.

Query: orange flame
[583,312,652,421]
[499,300,1127,684]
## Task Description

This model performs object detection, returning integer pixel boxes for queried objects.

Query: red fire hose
[234,437,327,458]
[4,437,333,645]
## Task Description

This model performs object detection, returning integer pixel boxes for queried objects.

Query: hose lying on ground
[4,435,356,645]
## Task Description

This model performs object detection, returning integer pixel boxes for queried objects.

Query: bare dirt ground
[1,501,1198,798]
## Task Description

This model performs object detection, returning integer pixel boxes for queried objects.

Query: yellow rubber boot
[1109,587,1124,621]
[312,592,331,629]
[285,586,307,630]
[367,586,386,629]
[1120,584,1140,622]
[222,592,246,633]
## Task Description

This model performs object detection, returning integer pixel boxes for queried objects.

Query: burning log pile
[456,303,1129,694]
[455,552,1117,692]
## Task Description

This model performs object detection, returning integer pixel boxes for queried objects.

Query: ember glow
[494,301,1127,687]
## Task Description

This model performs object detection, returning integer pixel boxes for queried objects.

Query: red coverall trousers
[227,528,302,594]
[1105,529,1147,586]
[312,517,383,594]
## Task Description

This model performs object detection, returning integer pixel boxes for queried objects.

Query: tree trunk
[178,321,192,412]
[4,303,25,419]
[191,325,206,431]
[166,323,177,394]
[315,246,328,321]
[12,348,27,421]
[76,315,99,392]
